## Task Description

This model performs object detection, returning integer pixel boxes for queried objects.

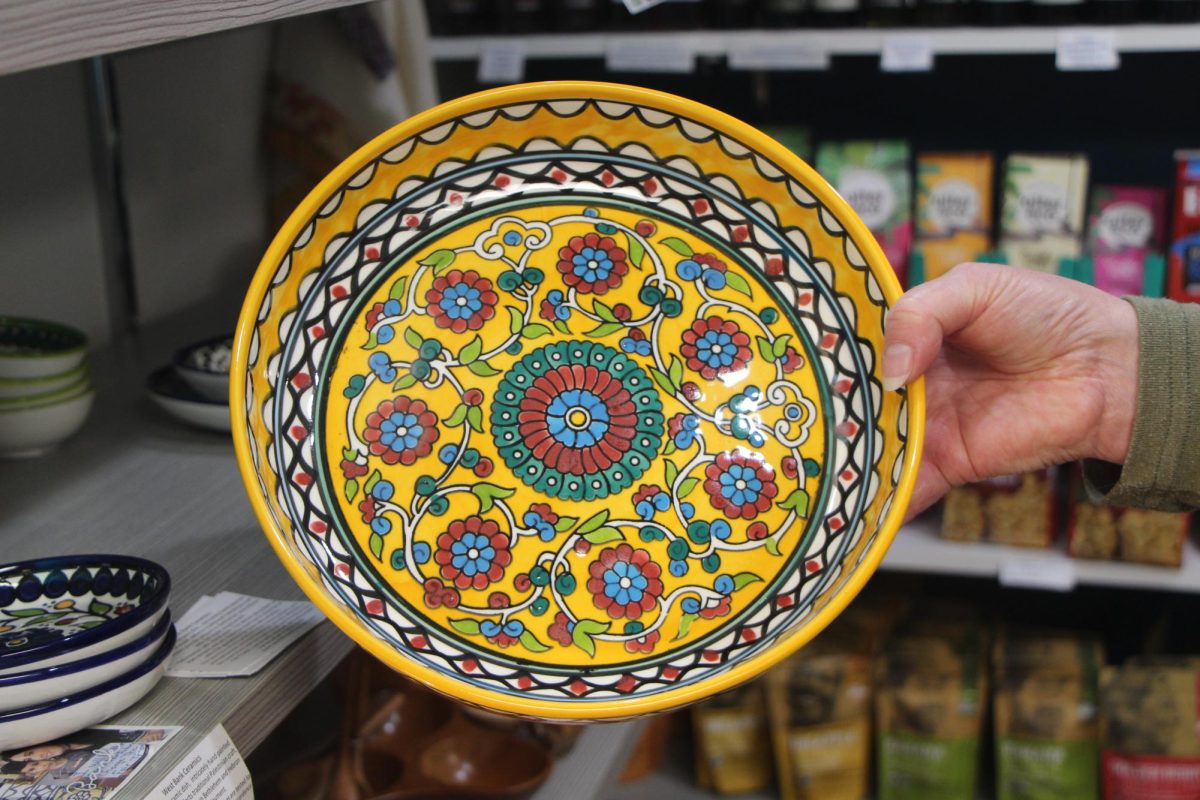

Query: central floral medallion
[491,342,664,501]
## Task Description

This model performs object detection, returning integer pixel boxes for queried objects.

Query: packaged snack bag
[915,152,994,283]
[693,682,774,795]
[766,626,873,800]
[1101,663,1200,799]
[876,623,987,800]
[1168,150,1200,302]
[1067,467,1190,567]
[1000,153,1089,275]
[941,470,1056,548]
[1086,185,1167,296]
[817,140,913,284]
[993,629,1103,800]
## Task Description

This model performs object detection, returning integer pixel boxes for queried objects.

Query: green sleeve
[1083,297,1200,511]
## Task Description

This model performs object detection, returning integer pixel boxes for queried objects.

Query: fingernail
[881,344,912,392]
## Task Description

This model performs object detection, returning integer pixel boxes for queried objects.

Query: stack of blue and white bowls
[147,335,232,433]
[0,556,174,749]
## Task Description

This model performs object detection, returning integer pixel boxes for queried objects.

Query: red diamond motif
[334,563,349,578]
[463,659,478,673]
[569,679,587,696]
[733,225,748,242]
[551,169,567,182]
[365,598,383,615]
[309,326,325,339]
[702,650,720,663]
[836,421,858,438]
[835,378,853,394]
[798,291,813,305]
[776,595,794,608]
[616,675,637,693]
[821,333,837,348]
[310,521,327,534]
[294,470,312,487]
[806,559,822,573]
[642,177,659,194]
[829,516,844,531]
[741,629,758,642]
[601,170,615,186]
[291,372,311,389]
[365,246,380,259]
[517,675,533,689]
[766,257,784,276]
[331,285,348,299]
[494,175,511,188]
[403,215,418,227]
[662,666,680,680]
[411,635,427,649]
[692,198,710,214]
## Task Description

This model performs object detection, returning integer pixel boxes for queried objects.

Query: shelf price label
[881,35,933,72]
[998,556,1076,592]
[728,44,830,71]
[606,39,695,73]
[1056,29,1120,71]
[477,41,527,85]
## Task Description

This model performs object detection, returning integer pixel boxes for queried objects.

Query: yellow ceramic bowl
[232,82,923,721]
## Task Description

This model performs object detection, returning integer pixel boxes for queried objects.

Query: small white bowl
[0,317,88,380]
[148,366,230,433]
[0,610,171,712]
[0,387,93,459]
[0,364,90,400]
[172,336,232,403]
[0,625,175,750]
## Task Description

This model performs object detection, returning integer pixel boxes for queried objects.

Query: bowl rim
[231,80,925,720]
[0,384,93,414]
[0,373,90,410]
[0,625,175,723]
[0,554,171,670]
[171,335,235,377]
[0,609,171,688]
[147,365,227,407]
[0,363,89,389]
[0,317,88,361]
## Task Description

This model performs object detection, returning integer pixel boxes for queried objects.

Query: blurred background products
[915,152,995,284]
[693,684,774,794]
[942,471,1057,548]
[1000,153,1090,275]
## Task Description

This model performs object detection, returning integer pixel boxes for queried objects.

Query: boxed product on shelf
[914,152,995,284]
[1168,150,1200,302]
[765,624,873,800]
[876,620,988,800]
[999,153,1090,275]
[941,470,1056,548]
[1084,185,1167,296]
[1067,468,1190,567]
[1100,662,1200,799]
[816,140,913,284]
[993,629,1103,800]
[692,682,773,795]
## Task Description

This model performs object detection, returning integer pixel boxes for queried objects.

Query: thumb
[881,263,996,391]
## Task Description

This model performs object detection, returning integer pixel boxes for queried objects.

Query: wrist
[1092,297,1139,465]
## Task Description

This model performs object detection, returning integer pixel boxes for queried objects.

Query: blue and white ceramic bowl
[171,335,232,403]
[0,609,171,712]
[0,555,170,675]
[0,624,175,750]
[147,365,231,433]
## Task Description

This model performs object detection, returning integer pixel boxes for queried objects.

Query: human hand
[882,263,1139,519]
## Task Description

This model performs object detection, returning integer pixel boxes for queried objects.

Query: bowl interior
[0,318,87,360]
[234,82,920,720]
[173,336,234,375]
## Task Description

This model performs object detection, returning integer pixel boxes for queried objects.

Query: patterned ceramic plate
[233,82,923,720]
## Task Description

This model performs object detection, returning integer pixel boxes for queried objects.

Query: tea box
[1168,150,1200,302]
[915,152,994,283]
[1000,153,1089,275]
[1085,185,1166,296]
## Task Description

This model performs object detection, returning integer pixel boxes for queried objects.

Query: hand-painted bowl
[147,365,231,433]
[0,385,94,459]
[0,364,90,401]
[172,335,233,402]
[0,317,88,380]
[232,82,923,721]
[0,609,171,712]
[0,555,171,675]
[0,624,175,750]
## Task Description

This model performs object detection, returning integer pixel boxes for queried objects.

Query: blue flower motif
[438,444,458,465]
[633,488,671,521]
[371,480,394,501]
[480,620,503,637]
[570,246,616,284]
[668,413,700,449]
[502,620,524,637]
[719,463,765,507]
[669,559,689,578]
[377,325,395,344]
[694,329,742,371]
[411,542,431,564]
[681,502,695,519]
[714,574,735,594]
[523,510,557,542]
[676,259,702,280]
[436,281,486,323]
[681,597,701,614]
[602,560,649,607]
[368,352,396,383]
[371,516,391,534]
[503,231,522,246]
[619,335,652,356]
[711,520,732,540]
[539,289,571,322]
[545,389,610,447]
[379,410,428,456]
[449,531,499,578]
[701,269,726,290]
[383,299,401,317]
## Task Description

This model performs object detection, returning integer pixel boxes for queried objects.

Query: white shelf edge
[430,24,1200,60]
[882,515,1200,592]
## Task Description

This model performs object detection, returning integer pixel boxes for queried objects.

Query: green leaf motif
[361,331,379,351]
[403,327,423,350]
[765,537,782,556]
[364,470,382,497]
[778,488,810,517]
[393,374,418,390]
[675,612,699,641]
[585,321,624,338]
[668,355,683,390]
[677,477,699,499]
[445,403,469,427]
[592,300,618,322]
[466,405,484,433]
[552,319,572,335]
[583,526,623,544]
[449,618,481,635]
[419,248,456,274]
[473,482,516,513]
[665,459,679,487]
[650,368,676,395]
[369,533,384,560]
[468,361,501,377]
[344,479,359,504]
[572,619,610,658]
[522,323,552,339]
[732,572,763,591]
[388,275,409,301]
[89,600,112,616]
[724,272,753,298]
[506,306,524,334]
[519,630,551,653]
[5,609,50,618]
[342,446,358,461]
[756,336,774,362]
[554,516,579,533]
[628,236,646,270]
[80,620,104,629]
[577,509,609,534]
[772,334,792,359]
[458,336,483,364]
[660,236,695,257]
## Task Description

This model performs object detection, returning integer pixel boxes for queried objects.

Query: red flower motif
[781,456,799,480]
[747,521,769,540]
[424,270,498,334]
[548,612,573,645]
[680,316,753,380]
[365,302,387,330]
[625,629,661,654]
[556,233,628,294]
[781,346,804,374]
[694,252,727,274]
[358,496,379,524]
[340,456,369,479]
[422,578,460,609]
[704,451,779,520]
[434,516,512,591]
[586,544,664,620]
[362,397,439,466]
[700,597,732,619]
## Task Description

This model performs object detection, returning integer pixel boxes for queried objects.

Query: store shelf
[882,515,1200,593]
[429,24,1200,61]
[0,0,369,76]
[535,720,648,800]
